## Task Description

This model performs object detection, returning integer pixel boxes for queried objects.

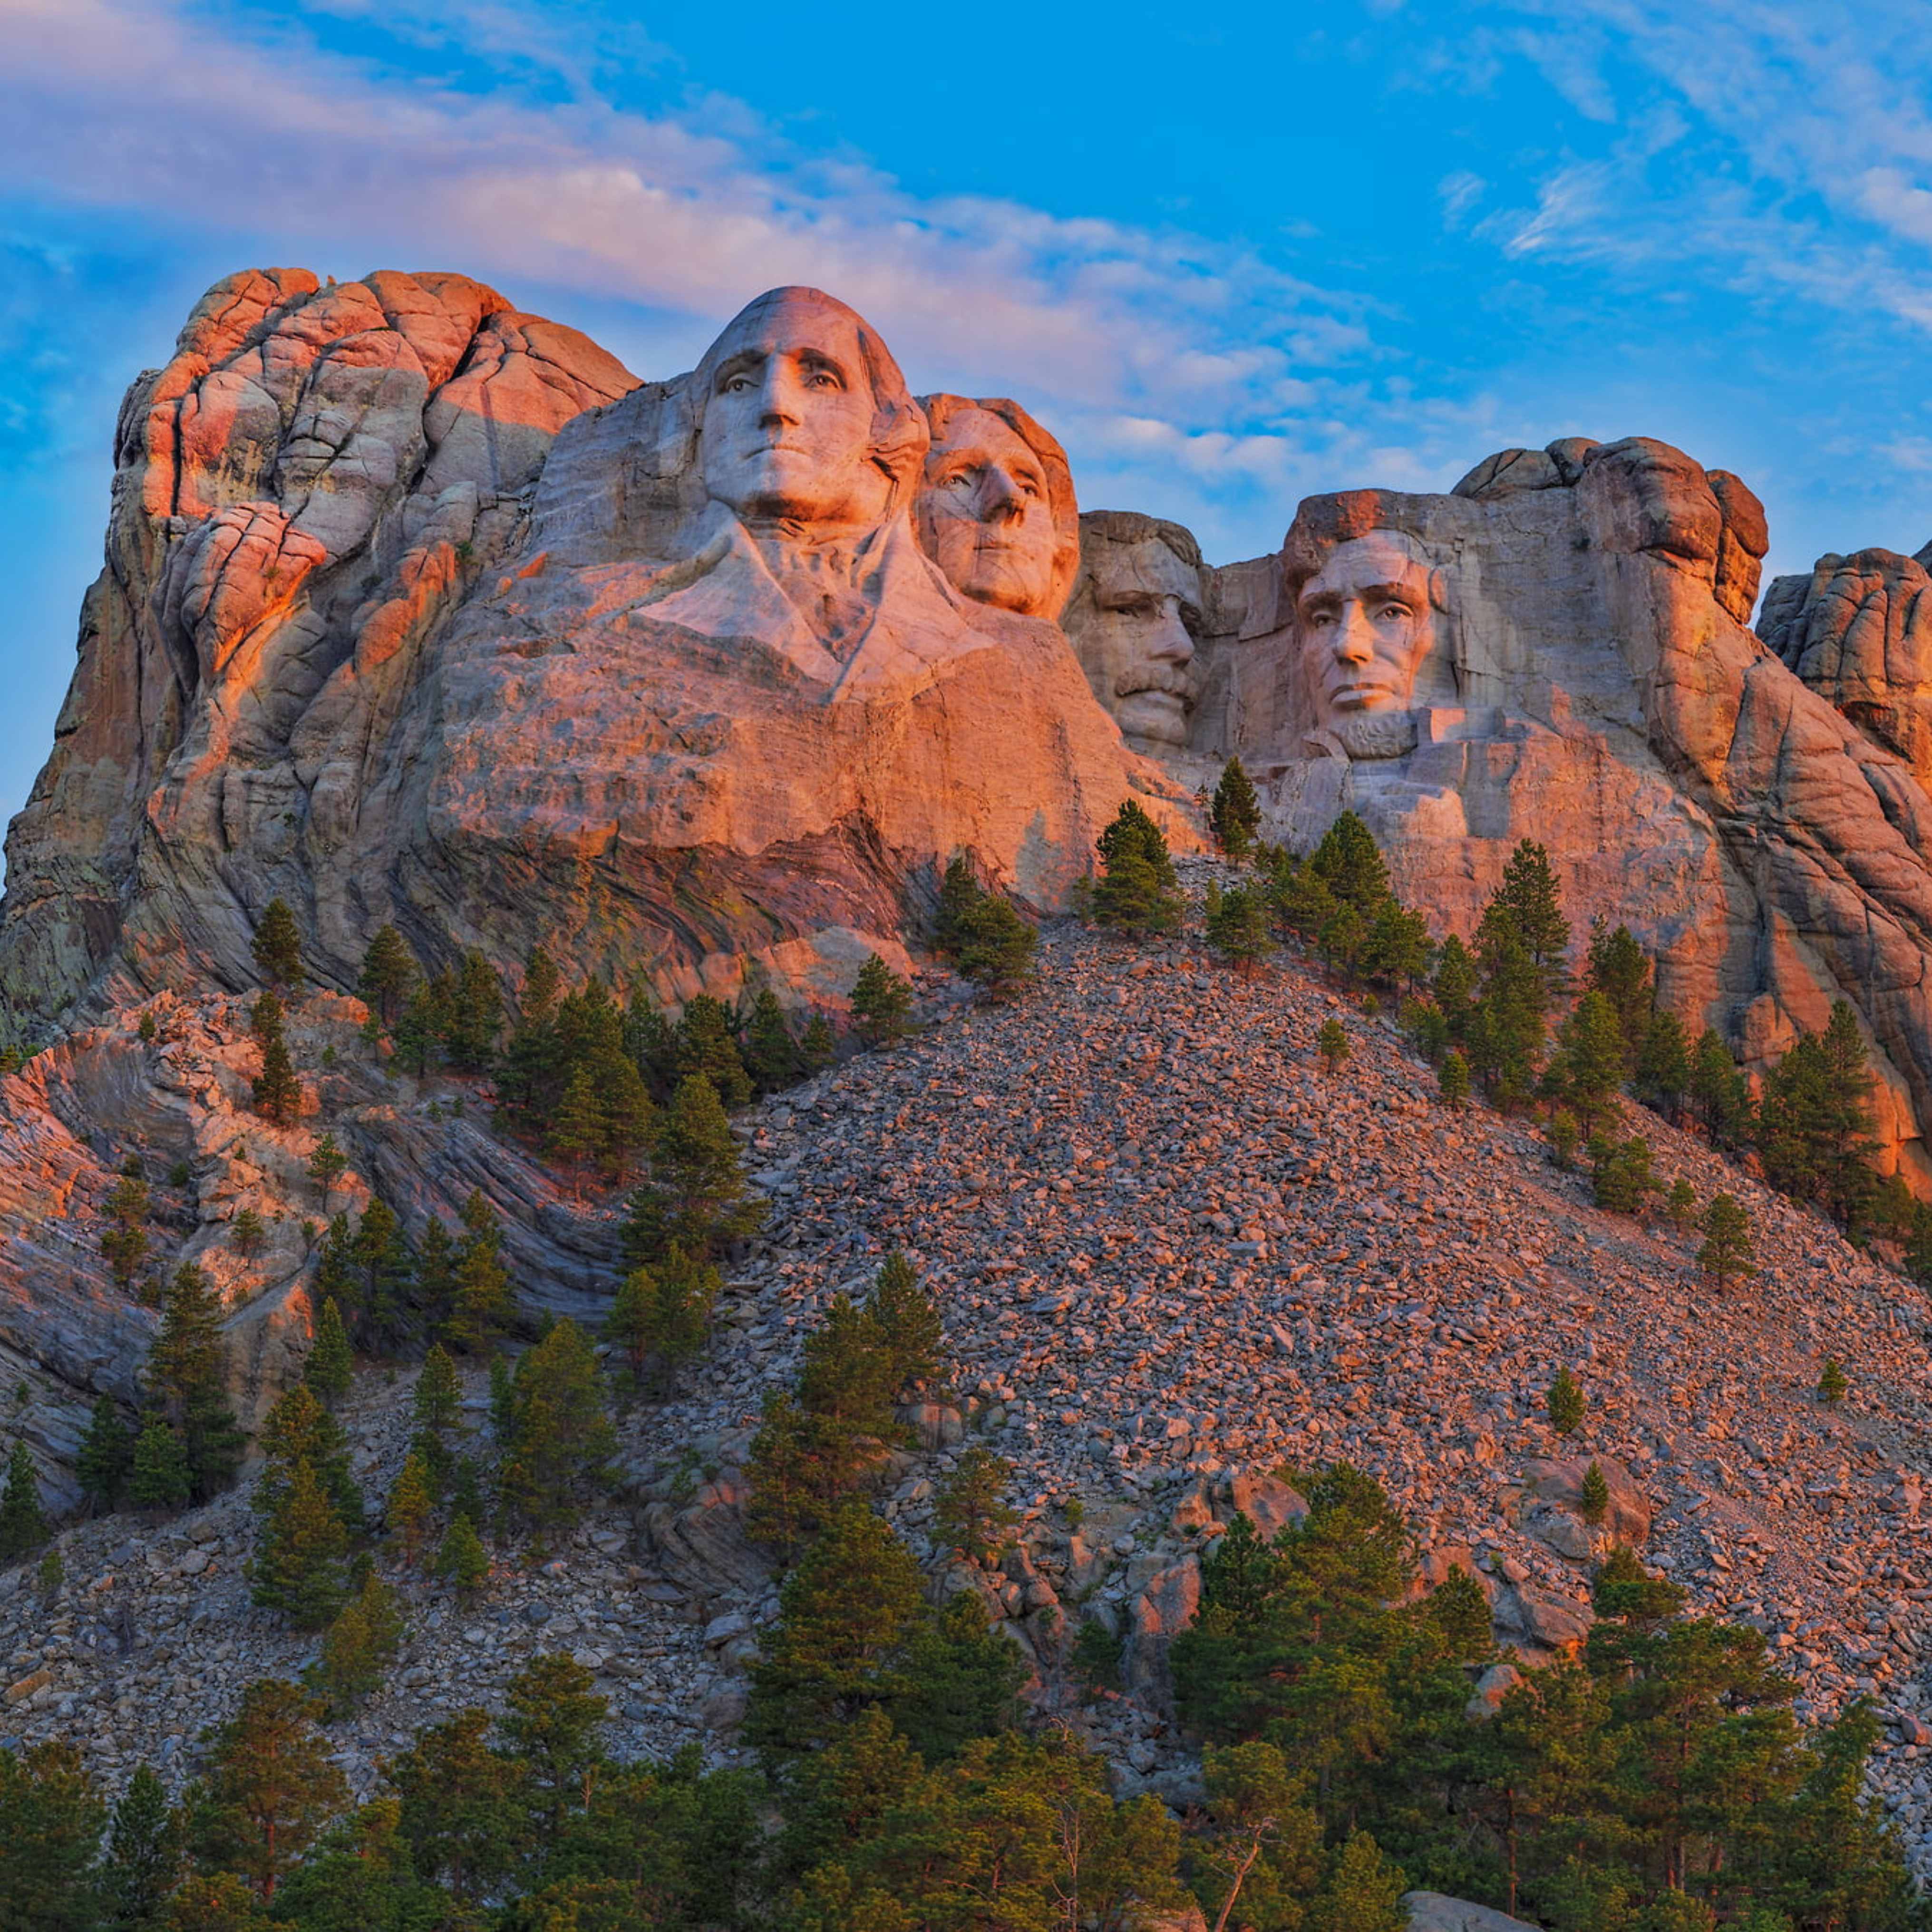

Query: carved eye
[1378,603,1411,622]
[722,374,754,394]
[806,369,843,391]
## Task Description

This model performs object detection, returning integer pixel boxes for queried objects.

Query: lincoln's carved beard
[1326,711,1418,760]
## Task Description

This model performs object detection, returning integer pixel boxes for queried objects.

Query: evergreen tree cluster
[932,853,1039,997]
[1262,812,1434,995]
[747,1250,943,1556]
[15,1461,1913,1930]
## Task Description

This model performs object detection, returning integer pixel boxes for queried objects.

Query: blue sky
[4,0,1932,829]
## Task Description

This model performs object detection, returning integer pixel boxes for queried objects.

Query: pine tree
[386,1453,435,1567]
[413,1344,460,1433]
[305,1132,347,1211]
[0,1740,108,1932]
[1589,1130,1659,1213]
[623,981,680,1103]
[1308,812,1389,912]
[1577,1458,1611,1526]
[1092,800,1184,938]
[1548,989,1627,1133]
[1636,1008,1694,1115]
[1310,1828,1405,1932]
[1437,1050,1470,1109]
[595,1046,656,1177]
[412,1219,458,1335]
[499,1650,610,1838]
[435,1513,489,1592]
[101,1173,151,1291]
[933,853,987,958]
[1688,1027,1753,1146]
[1317,1018,1350,1075]
[1584,920,1652,1064]
[743,987,802,1094]
[1699,1192,1755,1283]
[1210,757,1262,857]
[392,976,449,1078]
[1476,839,1569,999]
[231,1208,266,1260]
[251,1459,352,1629]
[623,1073,766,1265]
[76,1397,132,1515]
[1664,1176,1698,1230]
[496,1320,617,1540]
[1433,934,1479,1040]
[443,1194,514,1354]
[1359,897,1433,990]
[849,955,913,1048]
[303,1298,352,1406]
[250,899,305,990]
[743,1503,926,1763]
[127,1418,191,1513]
[195,1680,347,1903]
[606,1247,720,1395]
[100,1762,182,1930]
[356,925,417,1030]
[870,1250,943,1394]
[1466,931,1545,1107]
[932,1447,1017,1565]
[0,1441,49,1561]
[1545,1108,1580,1170]
[304,1572,404,1720]
[1819,1357,1849,1404]
[253,1385,362,1533]
[250,992,302,1128]
[1316,900,1368,984]
[146,1264,246,1500]
[1205,882,1272,976]
[954,893,1038,1000]
[547,1062,602,1188]
[798,1013,836,1075]
[442,951,504,1072]
[1547,1366,1586,1437]
[672,995,753,1108]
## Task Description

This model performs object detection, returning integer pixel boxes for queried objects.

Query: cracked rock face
[0,272,1182,1037]
[1156,436,1932,1183]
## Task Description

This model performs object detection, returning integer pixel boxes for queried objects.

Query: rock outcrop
[0,274,1183,1039]
[1143,437,1932,1182]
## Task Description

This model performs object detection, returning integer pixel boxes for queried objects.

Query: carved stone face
[699,291,893,528]
[916,408,1062,617]
[1069,537,1201,751]
[1297,534,1436,727]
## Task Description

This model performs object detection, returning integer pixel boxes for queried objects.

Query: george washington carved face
[696,288,923,531]
[1296,534,1442,728]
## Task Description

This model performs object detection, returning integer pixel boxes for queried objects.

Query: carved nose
[1334,606,1375,663]
[981,466,1026,523]
[1147,600,1194,665]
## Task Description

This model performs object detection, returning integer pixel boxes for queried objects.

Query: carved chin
[1116,689,1190,748]
[1329,712,1418,760]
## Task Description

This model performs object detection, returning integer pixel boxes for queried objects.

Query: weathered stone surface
[1514,1454,1651,1556]
[1493,1582,1594,1661]
[1,277,1186,1040]
[1404,1892,1541,1932]
[1148,435,1932,1180]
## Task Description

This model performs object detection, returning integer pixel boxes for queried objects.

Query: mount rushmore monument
[8,266,1932,1176]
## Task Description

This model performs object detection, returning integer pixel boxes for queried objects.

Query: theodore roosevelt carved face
[914,396,1078,619]
[696,287,923,532]
[1062,512,1204,753]
[1296,533,1442,728]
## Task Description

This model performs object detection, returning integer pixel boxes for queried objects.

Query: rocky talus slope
[7,879,1932,1864]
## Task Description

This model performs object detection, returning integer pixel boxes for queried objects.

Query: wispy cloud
[0,0,1448,556]
[1467,0,1932,333]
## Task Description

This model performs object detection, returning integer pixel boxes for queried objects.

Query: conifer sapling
[1547,1365,1586,1437]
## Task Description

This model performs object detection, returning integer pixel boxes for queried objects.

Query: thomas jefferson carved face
[1297,534,1438,727]
[1067,529,1202,751]
[916,407,1064,617]
[699,290,897,529]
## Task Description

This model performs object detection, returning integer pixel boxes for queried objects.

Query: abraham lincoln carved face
[1296,534,1442,728]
